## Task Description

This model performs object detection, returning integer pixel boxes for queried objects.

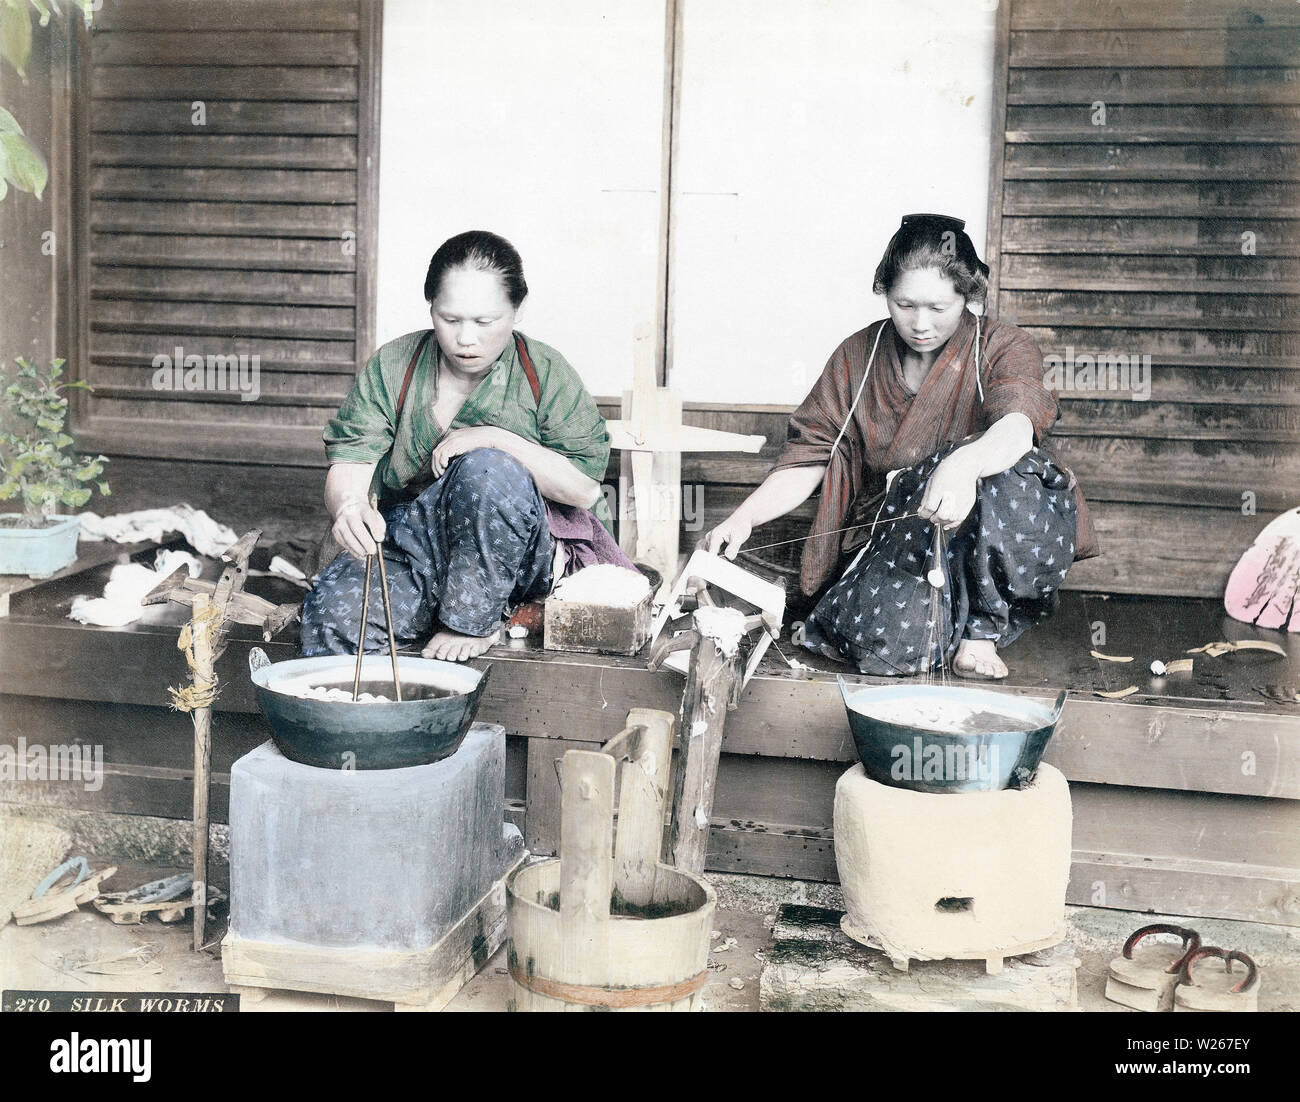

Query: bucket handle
[1047,689,1067,724]
[837,674,853,707]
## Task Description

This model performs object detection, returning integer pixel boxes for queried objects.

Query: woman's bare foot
[422,627,500,662]
[953,638,1008,680]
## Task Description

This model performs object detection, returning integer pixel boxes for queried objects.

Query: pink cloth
[545,502,638,576]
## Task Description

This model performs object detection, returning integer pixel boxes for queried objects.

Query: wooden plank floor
[1,548,1298,925]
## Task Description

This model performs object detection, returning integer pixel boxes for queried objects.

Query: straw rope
[168,601,222,713]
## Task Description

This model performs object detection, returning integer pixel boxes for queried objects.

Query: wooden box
[543,591,654,656]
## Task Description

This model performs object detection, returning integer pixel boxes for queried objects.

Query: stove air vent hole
[935,896,974,914]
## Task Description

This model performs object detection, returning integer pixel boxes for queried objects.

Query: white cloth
[68,551,202,628]
[76,504,237,559]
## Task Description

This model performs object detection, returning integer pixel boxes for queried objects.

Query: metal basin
[838,678,1066,794]
[249,648,491,770]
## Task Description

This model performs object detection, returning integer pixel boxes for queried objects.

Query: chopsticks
[375,549,403,701]
[351,496,403,702]
[352,553,374,700]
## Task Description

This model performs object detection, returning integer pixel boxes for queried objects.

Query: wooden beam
[669,634,739,877]
[3,618,1298,801]
[984,0,1012,309]
[658,0,684,389]
[1069,851,1300,928]
[354,0,382,373]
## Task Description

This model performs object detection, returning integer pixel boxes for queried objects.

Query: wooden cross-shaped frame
[604,332,765,585]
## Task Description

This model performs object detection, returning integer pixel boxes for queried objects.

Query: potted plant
[0,357,109,576]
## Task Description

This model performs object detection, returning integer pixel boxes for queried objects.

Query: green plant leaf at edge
[0,1,32,79]
[0,130,47,198]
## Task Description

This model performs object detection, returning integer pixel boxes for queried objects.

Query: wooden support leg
[190,593,214,952]
[669,635,742,877]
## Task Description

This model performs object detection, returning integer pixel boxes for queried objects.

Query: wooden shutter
[986,0,1300,597]
[71,0,380,464]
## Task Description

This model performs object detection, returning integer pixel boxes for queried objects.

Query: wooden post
[559,750,615,987]
[189,592,214,952]
[613,709,675,907]
[144,529,298,952]
[669,630,743,878]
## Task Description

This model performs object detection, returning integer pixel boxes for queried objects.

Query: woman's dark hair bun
[424,230,528,307]
[873,213,990,304]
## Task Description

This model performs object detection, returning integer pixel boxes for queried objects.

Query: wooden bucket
[507,708,716,1012]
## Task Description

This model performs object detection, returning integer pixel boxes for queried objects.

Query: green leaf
[0,130,47,199]
[96,481,110,496]
[0,2,32,78]
[60,486,90,507]
[0,105,21,135]
[28,1,51,29]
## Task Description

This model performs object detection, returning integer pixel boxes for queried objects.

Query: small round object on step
[926,566,945,588]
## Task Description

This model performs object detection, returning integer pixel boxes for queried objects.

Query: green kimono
[323,329,614,532]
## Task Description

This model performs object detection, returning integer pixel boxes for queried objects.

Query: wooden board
[91,32,359,67]
[90,232,358,272]
[1009,29,1300,68]
[1011,0,1300,31]
[523,737,602,855]
[1069,851,1300,928]
[93,67,358,102]
[94,0,361,32]
[91,167,358,204]
[223,870,517,1010]
[90,267,355,306]
[1008,66,1300,105]
[91,134,358,170]
[90,100,358,136]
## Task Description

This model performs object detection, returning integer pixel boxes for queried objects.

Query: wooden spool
[506,708,717,1012]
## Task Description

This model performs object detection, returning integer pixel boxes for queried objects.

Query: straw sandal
[94,874,226,925]
[1105,923,1202,1012]
[11,857,119,926]
[1174,947,1260,1013]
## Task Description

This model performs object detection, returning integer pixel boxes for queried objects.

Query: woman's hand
[430,426,500,479]
[332,499,385,558]
[701,513,753,561]
[918,452,979,530]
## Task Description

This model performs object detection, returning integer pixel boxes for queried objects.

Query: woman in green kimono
[302,230,632,662]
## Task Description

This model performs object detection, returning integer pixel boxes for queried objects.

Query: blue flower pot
[0,514,81,577]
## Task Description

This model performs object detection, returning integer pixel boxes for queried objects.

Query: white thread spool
[927,525,946,589]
